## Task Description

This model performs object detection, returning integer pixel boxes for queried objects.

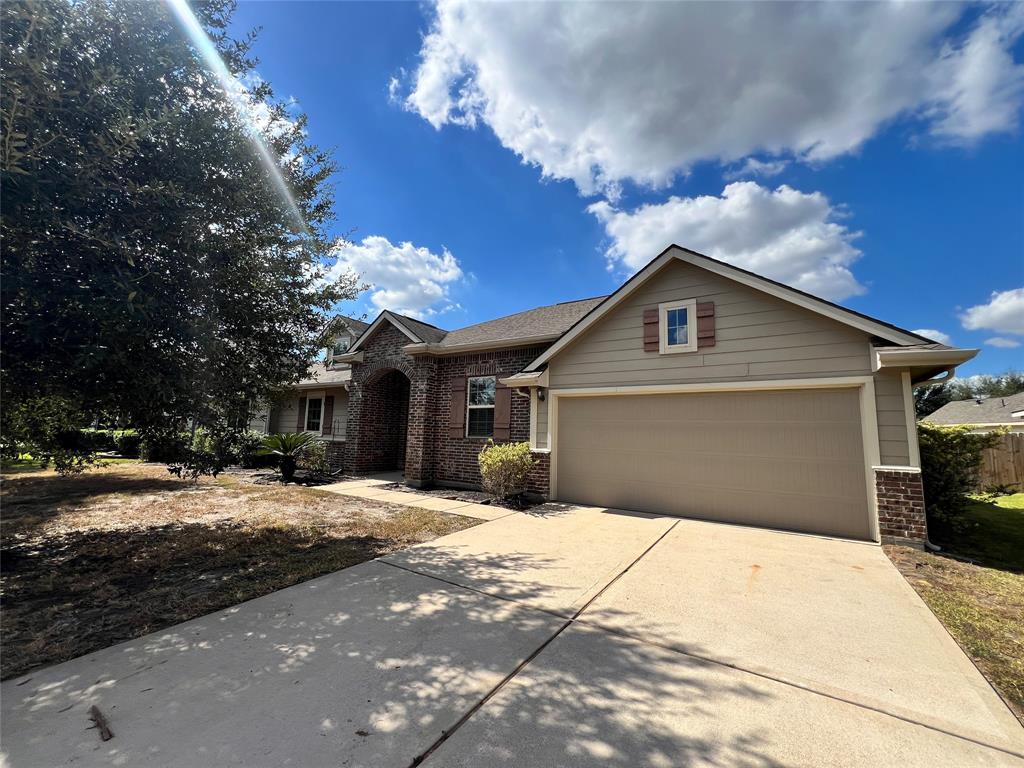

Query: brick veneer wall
[324,440,346,472]
[345,324,551,496]
[427,345,548,490]
[875,468,927,547]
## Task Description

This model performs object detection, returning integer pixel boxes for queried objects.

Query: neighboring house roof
[335,316,370,335]
[296,362,352,389]
[925,392,1024,425]
[522,245,976,373]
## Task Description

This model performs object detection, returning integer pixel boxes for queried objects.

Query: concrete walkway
[319,475,515,521]
[3,501,1023,767]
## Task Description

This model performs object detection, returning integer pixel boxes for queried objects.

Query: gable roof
[334,316,370,336]
[523,245,939,372]
[925,392,1024,425]
[346,310,447,352]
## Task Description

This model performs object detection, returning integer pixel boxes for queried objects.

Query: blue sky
[230,1,1023,376]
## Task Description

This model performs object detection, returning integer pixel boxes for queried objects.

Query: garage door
[555,388,871,539]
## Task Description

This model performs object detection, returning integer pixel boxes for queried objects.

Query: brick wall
[324,440,346,472]
[875,468,927,547]
[427,345,548,490]
[345,323,550,496]
[526,451,550,498]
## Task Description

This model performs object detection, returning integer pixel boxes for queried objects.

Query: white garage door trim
[548,376,881,542]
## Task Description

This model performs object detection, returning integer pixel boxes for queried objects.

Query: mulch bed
[377,482,538,511]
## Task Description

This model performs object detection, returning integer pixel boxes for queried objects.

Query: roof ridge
[448,294,607,332]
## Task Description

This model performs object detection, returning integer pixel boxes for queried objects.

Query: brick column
[403,371,433,488]
[344,380,366,474]
[874,467,927,548]
[525,451,550,500]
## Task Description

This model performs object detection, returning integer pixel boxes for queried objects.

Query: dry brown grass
[886,545,1024,725]
[1,463,479,680]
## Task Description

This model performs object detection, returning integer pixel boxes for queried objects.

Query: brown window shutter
[449,377,467,438]
[696,302,715,348]
[493,376,512,441]
[321,395,334,436]
[296,396,307,431]
[643,308,659,352]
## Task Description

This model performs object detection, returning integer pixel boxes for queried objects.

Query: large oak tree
[1,0,358,439]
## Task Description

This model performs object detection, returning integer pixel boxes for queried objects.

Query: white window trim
[659,299,698,355]
[305,392,325,433]
[466,375,496,438]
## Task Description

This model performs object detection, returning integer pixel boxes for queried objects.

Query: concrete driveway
[4,506,1022,767]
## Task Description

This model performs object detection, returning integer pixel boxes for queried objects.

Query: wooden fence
[976,432,1024,491]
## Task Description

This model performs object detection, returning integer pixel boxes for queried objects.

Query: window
[659,299,698,354]
[305,397,323,432]
[466,376,496,438]
[332,335,351,357]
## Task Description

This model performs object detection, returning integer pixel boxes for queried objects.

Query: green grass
[931,493,1024,572]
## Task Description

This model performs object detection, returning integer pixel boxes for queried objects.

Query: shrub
[918,423,1003,528]
[0,396,95,474]
[296,438,329,474]
[237,430,272,468]
[113,429,141,457]
[259,432,320,483]
[139,429,190,462]
[478,440,536,500]
[79,429,117,452]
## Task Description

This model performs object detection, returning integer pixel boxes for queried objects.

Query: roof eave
[403,333,561,356]
[523,245,933,372]
[874,347,979,371]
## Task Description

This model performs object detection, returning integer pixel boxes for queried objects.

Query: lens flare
[164,0,308,233]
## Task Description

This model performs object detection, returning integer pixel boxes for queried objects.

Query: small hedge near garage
[478,440,536,501]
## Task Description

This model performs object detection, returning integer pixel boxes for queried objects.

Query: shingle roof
[390,313,448,344]
[337,316,370,334]
[433,297,607,348]
[297,362,352,388]
[925,392,1024,425]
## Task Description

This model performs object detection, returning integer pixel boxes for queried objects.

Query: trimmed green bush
[478,440,536,500]
[259,432,321,483]
[113,429,141,458]
[139,430,190,462]
[918,422,1003,528]
[79,429,117,452]
[296,437,329,474]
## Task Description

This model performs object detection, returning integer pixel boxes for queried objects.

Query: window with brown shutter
[449,377,467,438]
[696,301,716,348]
[643,308,659,352]
[296,396,307,431]
[322,395,334,436]
[493,376,512,441]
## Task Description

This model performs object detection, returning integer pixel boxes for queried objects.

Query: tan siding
[275,388,348,439]
[535,395,549,449]
[874,369,911,465]
[547,260,872,389]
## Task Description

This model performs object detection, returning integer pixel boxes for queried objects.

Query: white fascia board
[499,370,549,388]
[346,312,422,354]
[875,347,979,370]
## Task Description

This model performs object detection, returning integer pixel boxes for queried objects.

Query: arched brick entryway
[352,367,411,472]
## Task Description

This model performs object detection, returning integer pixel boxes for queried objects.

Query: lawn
[886,492,1024,725]
[0,462,480,680]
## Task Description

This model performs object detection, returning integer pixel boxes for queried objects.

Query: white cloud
[589,182,864,301]
[986,337,1021,348]
[927,4,1024,141]
[912,329,953,345]
[961,287,1024,335]
[402,2,1024,195]
[724,157,789,180]
[328,236,464,318]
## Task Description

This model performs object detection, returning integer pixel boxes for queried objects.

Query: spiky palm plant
[259,432,319,483]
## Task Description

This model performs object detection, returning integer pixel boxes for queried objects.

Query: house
[273,245,979,547]
[925,392,1024,432]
